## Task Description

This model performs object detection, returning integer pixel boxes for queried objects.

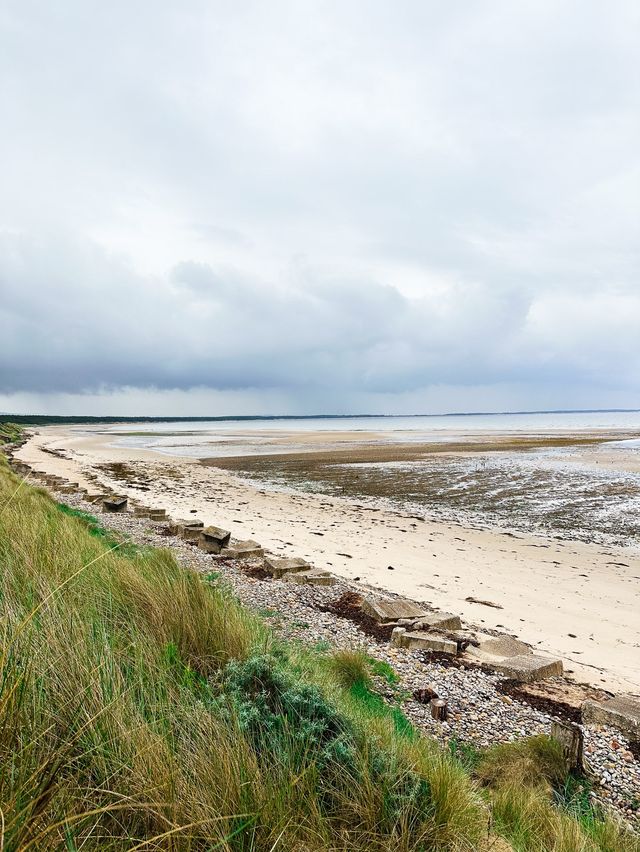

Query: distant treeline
[0,414,372,426]
[1,409,637,427]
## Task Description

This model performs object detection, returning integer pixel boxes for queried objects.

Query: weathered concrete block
[198,525,231,554]
[179,520,204,540]
[582,696,640,741]
[415,612,462,631]
[102,496,128,513]
[482,654,563,683]
[393,630,458,654]
[285,569,337,586]
[223,539,264,559]
[148,508,167,520]
[477,636,532,658]
[264,556,310,578]
[361,595,429,623]
[133,506,150,517]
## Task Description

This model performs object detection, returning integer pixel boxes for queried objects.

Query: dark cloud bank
[1,1,638,415]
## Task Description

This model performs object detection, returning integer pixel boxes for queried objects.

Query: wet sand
[16,424,640,693]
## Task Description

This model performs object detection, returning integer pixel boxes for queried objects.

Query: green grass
[0,456,638,851]
[55,503,143,557]
[0,422,24,445]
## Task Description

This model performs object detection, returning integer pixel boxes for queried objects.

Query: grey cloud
[1,0,639,413]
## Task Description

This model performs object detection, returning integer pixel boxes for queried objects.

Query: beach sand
[17,424,640,693]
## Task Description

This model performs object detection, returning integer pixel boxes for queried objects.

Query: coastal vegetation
[0,422,24,445]
[0,450,638,850]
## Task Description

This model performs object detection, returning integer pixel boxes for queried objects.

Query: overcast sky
[1,1,638,416]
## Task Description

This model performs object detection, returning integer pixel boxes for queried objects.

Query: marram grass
[0,456,637,851]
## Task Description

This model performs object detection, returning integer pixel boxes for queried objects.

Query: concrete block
[285,569,337,586]
[264,556,311,578]
[477,636,532,657]
[582,695,640,741]
[393,630,458,654]
[198,525,231,554]
[179,520,204,541]
[223,539,264,559]
[102,496,128,513]
[361,595,429,623]
[482,654,563,683]
[415,612,462,631]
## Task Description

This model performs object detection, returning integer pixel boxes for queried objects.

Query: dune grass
[0,455,638,850]
[0,422,24,446]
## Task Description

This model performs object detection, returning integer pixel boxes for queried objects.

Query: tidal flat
[206,437,640,548]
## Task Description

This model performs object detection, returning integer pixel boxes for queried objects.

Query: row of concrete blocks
[360,594,566,685]
[199,533,337,584]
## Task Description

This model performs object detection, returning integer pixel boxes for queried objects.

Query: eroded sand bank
[17,424,640,693]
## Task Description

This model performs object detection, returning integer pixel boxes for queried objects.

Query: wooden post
[550,720,583,773]
[431,699,448,721]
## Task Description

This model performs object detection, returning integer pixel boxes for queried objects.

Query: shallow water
[107,410,640,458]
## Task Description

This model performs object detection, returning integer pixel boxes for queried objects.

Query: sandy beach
[17,423,640,693]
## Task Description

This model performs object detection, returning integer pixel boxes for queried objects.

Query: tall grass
[0,457,638,850]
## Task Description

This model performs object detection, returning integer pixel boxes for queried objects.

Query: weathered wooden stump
[431,699,448,721]
[551,720,583,773]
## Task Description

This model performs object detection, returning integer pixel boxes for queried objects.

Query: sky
[1,0,639,417]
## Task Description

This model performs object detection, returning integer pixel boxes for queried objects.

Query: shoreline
[16,424,640,693]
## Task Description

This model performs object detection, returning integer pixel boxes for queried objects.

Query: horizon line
[2,407,640,423]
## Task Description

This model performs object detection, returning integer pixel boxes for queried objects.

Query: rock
[482,654,563,683]
[582,696,640,742]
[361,595,429,623]
[390,626,406,645]
[413,686,439,704]
[392,630,458,655]
[264,556,311,578]
[102,495,128,513]
[198,525,232,554]
[284,569,337,586]
[414,612,462,631]
[223,539,264,559]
